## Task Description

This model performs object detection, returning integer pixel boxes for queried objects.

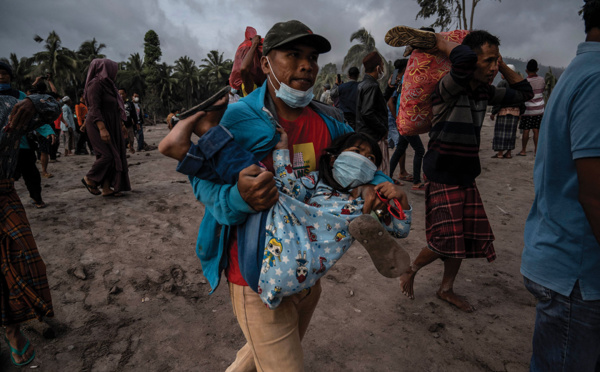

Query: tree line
[1,30,232,121]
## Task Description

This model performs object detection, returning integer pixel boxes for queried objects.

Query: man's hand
[274,127,288,150]
[251,35,261,46]
[5,98,36,133]
[238,165,278,211]
[48,134,56,145]
[490,113,495,121]
[350,184,386,214]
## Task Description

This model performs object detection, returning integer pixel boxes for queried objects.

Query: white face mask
[266,57,314,108]
[133,97,140,103]
[377,66,385,81]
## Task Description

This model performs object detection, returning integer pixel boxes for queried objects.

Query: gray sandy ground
[3,117,537,371]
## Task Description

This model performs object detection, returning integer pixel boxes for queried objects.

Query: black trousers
[14,148,43,203]
[76,127,93,154]
[50,128,61,160]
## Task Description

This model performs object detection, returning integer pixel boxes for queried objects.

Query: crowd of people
[0,1,598,370]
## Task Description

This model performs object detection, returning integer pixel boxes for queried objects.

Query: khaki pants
[226,280,322,372]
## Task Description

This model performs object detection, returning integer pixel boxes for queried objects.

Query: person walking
[75,92,92,155]
[388,27,533,312]
[521,2,600,370]
[356,52,391,174]
[490,64,525,159]
[517,59,545,156]
[81,59,131,197]
[0,74,59,367]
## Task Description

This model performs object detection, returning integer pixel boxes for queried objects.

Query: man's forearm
[158,115,196,161]
[576,157,600,245]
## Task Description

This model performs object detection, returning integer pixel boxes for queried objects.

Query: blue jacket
[190,83,390,292]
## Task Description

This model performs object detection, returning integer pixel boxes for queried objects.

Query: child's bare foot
[436,289,474,312]
[399,268,417,299]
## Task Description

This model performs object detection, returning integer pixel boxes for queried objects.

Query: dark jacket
[132,102,144,126]
[123,100,136,128]
[330,80,359,115]
[355,74,388,141]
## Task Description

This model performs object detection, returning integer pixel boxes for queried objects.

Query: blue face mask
[332,151,377,189]
[0,83,11,91]
[266,57,314,108]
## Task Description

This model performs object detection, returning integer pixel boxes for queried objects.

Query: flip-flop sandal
[178,86,231,120]
[385,26,437,49]
[503,154,513,159]
[4,333,36,367]
[348,215,411,278]
[31,200,47,209]
[102,192,124,197]
[81,178,101,196]
[399,174,414,182]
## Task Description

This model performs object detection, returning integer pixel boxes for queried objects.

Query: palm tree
[342,28,376,73]
[200,50,232,93]
[117,53,146,96]
[77,38,106,75]
[173,56,199,109]
[314,63,338,101]
[0,53,34,92]
[155,62,176,111]
[31,31,78,93]
[544,67,557,103]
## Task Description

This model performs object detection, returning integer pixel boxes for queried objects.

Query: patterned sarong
[492,114,520,151]
[0,179,53,325]
[425,181,496,262]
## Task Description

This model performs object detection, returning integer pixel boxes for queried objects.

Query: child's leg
[176,125,259,184]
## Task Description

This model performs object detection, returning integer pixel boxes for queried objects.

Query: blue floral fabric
[259,149,412,308]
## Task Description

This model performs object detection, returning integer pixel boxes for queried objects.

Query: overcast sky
[2,0,585,73]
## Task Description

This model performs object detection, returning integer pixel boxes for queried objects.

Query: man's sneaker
[385,26,437,49]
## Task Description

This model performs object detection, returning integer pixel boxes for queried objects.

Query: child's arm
[374,182,412,238]
[273,128,317,202]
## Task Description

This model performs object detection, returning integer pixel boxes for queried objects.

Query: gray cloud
[1,0,584,73]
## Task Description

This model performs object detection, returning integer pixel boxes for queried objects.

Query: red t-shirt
[54,113,63,130]
[226,107,333,286]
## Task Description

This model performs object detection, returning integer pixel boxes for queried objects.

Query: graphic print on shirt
[292,142,316,177]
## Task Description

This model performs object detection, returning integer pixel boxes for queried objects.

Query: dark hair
[462,30,500,53]
[526,59,538,72]
[395,59,408,73]
[78,90,84,99]
[420,27,435,32]
[583,0,600,33]
[362,52,383,73]
[30,81,47,94]
[318,132,382,192]
[118,87,127,93]
[348,66,359,78]
[0,61,13,79]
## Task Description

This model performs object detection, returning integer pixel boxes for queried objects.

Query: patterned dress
[258,149,412,309]
[0,94,59,325]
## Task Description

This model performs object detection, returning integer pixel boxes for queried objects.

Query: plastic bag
[397,30,469,136]
[229,27,266,90]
